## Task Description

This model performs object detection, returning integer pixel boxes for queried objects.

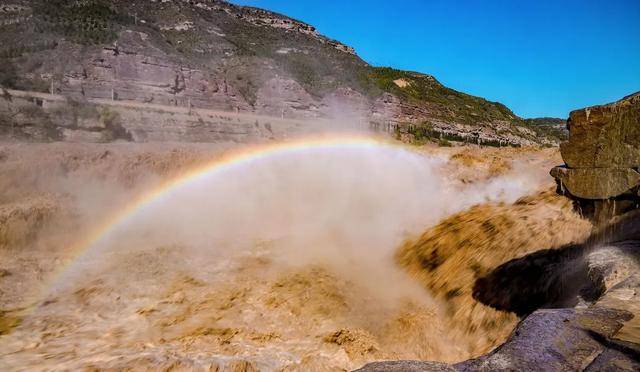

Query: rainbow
[41,135,403,298]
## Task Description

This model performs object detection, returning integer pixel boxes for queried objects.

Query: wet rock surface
[456,306,639,371]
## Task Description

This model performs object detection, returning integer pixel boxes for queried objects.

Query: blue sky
[232,0,640,118]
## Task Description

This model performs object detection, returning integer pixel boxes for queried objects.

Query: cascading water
[0,139,580,371]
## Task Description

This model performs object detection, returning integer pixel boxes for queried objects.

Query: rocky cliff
[0,0,559,145]
[551,92,640,220]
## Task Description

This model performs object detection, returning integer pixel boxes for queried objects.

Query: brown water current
[0,141,591,371]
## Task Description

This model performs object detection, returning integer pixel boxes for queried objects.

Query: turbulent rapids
[0,138,590,371]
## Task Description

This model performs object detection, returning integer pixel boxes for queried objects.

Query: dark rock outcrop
[455,306,638,371]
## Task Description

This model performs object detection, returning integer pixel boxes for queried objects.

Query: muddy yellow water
[0,142,590,371]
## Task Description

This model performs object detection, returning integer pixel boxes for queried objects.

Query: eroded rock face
[561,93,640,169]
[255,77,319,119]
[551,92,640,200]
[0,0,560,146]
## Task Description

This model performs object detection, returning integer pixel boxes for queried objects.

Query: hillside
[524,117,568,142]
[0,0,559,145]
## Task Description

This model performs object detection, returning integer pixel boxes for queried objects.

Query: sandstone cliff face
[0,89,331,143]
[0,0,558,145]
[561,93,640,169]
[551,92,640,200]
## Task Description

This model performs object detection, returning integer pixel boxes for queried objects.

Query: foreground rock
[560,92,640,169]
[551,92,640,204]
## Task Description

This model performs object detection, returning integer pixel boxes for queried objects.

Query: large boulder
[560,92,640,169]
[551,92,640,200]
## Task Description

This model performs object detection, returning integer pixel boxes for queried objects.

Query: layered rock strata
[551,92,640,200]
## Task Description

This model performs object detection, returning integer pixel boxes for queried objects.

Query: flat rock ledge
[550,166,640,200]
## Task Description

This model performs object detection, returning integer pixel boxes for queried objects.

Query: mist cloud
[53,143,544,308]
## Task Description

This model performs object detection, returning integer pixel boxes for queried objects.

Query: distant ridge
[0,0,561,145]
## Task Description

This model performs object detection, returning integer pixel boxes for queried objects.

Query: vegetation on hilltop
[524,117,566,126]
[366,67,519,125]
[524,117,568,142]
[32,0,133,44]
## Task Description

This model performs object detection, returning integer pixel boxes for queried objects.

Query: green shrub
[365,67,521,127]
